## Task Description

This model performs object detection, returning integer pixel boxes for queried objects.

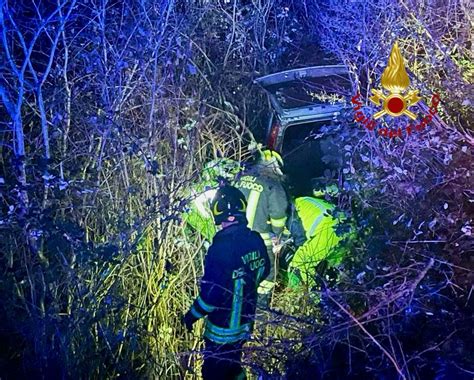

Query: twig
[327,291,407,380]
[390,240,446,244]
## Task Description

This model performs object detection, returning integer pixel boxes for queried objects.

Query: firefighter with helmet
[234,149,289,306]
[183,185,270,380]
[183,158,242,241]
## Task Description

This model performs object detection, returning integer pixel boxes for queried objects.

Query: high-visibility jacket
[234,165,288,238]
[287,197,348,288]
[185,223,270,344]
[183,187,218,241]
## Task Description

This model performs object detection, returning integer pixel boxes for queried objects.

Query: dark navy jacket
[187,223,270,344]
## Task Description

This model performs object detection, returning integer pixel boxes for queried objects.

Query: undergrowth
[0,0,472,379]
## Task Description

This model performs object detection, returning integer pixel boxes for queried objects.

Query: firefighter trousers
[202,338,246,380]
[257,232,276,299]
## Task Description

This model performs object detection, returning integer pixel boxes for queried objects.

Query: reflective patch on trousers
[257,279,275,295]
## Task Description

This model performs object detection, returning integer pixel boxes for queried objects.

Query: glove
[182,311,195,332]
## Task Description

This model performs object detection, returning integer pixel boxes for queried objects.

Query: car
[254,65,353,196]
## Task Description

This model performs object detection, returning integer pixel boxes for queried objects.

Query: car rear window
[267,74,352,109]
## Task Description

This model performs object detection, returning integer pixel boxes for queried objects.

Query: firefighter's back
[203,223,270,343]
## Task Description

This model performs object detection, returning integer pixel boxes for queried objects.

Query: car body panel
[255,65,353,195]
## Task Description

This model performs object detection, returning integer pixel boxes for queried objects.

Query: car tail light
[267,121,280,150]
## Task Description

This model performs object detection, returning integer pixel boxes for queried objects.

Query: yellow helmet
[260,149,284,168]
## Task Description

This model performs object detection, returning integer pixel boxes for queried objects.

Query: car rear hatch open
[255,66,353,195]
[254,65,353,122]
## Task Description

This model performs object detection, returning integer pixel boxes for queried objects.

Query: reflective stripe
[206,321,251,336]
[204,321,251,344]
[308,215,324,237]
[197,296,216,313]
[246,190,260,229]
[190,305,205,319]
[259,233,272,246]
[230,278,244,329]
[270,216,286,228]
[204,329,249,344]
[300,197,331,238]
[257,280,275,294]
[302,197,329,214]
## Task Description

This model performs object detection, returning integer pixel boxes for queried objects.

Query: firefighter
[183,185,270,380]
[183,158,242,241]
[234,149,289,306]
[282,183,351,289]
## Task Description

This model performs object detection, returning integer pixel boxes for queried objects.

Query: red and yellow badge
[370,41,421,120]
[352,41,441,139]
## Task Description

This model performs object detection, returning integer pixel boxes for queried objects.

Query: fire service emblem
[351,41,440,139]
[370,41,421,120]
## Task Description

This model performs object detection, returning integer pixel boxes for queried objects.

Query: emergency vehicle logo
[369,41,421,120]
[351,40,441,139]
